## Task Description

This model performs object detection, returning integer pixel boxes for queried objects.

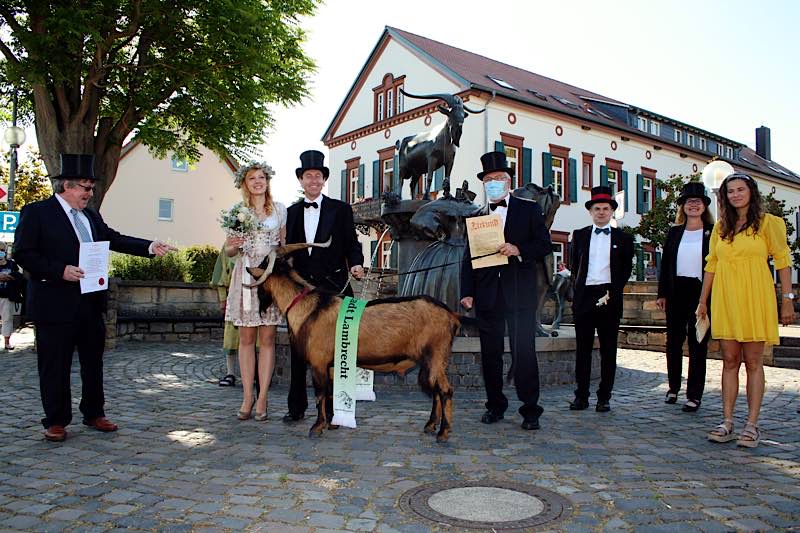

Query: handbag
[695,314,710,343]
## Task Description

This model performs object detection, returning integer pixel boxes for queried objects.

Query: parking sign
[0,211,20,234]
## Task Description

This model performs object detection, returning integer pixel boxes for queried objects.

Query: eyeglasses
[683,198,705,205]
[75,183,96,193]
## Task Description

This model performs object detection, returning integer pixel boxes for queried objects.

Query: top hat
[676,181,711,206]
[477,151,515,180]
[54,154,101,181]
[295,150,330,179]
[585,185,618,210]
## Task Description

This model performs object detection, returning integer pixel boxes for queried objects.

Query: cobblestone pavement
[1,329,799,532]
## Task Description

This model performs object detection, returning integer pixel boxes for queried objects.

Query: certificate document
[466,214,508,269]
[79,241,110,294]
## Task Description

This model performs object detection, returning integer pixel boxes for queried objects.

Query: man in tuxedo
[568,186,634,412]
[14,153,175,442]
[460,151,553,430]
[282,149,364,423]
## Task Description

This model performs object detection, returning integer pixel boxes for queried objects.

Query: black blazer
[657,223,714,299]
[13,195,152,323]
[569,225,634,317]
[460,195,552,312]
[285,195,363,293]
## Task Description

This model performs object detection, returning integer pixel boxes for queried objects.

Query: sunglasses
[74,183,96,193]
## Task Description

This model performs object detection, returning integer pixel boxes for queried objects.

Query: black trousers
[574,284,619,403]
[476,286,542,419]
[36,297,106,428]
[665,276,708,401]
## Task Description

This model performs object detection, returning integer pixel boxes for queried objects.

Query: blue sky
[261,0,800,203]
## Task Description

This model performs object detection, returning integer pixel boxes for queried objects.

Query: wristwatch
[782,293,796,300]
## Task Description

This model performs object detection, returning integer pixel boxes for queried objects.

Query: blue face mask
[484,180,507,202]
[0,252,6,259]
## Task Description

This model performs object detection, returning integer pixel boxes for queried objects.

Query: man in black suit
[568,186,634,412]
[14,153,175,442]
[460,151,553,430]
[282,150,364,423]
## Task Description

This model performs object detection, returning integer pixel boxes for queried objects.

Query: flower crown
[234,161,275,189]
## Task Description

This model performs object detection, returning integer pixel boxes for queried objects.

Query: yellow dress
[704,214,791,345]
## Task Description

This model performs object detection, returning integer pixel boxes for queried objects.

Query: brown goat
[247,243,460,442]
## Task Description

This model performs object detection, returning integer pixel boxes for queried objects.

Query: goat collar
[286,287,313,315]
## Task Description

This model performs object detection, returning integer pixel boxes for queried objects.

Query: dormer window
[636,116,648,132]
[726,146,734,159]
[373,73,406,123]
[649,120,660,136]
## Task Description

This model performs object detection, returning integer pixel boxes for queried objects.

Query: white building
[323,27,800,276]
[101,141,242,248]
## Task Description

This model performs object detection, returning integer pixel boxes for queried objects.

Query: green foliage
[110,251,192,282]
[182,245,219,283]
[0,1,319,206]
[632,173,702,249]
[763,191,800,267]
[0,152,52,210]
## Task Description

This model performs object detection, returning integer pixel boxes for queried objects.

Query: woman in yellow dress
[696,173,795,448]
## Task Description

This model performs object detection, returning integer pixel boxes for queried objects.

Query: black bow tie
[303,201,318,209]
[594,227,610,235]
[489,199,507,211]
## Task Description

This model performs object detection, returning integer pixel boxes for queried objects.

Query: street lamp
[701,160,735,220]
[3,92,26,211]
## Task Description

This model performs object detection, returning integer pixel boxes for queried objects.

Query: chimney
[755,126,771,160]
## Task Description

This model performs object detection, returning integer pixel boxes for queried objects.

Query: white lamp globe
[701,160,735,190]
[3,125,26,147]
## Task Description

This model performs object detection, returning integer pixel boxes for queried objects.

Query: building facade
[322,27,800,276]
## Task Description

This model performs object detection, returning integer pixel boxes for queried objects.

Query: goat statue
[396,90,484,199]
[247,242,460,442]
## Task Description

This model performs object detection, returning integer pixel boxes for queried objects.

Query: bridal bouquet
[219,202,258,237]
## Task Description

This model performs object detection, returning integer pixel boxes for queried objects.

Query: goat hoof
[436,433,450,443]
[423,424,437,435]
[308,427,324,438]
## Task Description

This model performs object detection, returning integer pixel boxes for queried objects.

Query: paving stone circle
[398,479,572,530]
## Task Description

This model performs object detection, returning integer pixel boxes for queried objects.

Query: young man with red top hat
[282,149,364,423]
[568,186,634,412]
[13,154,176,442]
[460,151,553,430]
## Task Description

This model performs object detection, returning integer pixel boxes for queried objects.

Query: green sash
[332,296,367,428]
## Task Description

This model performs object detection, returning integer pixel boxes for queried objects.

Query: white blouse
[676,228,703,280]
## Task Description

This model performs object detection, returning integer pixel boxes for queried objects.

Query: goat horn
[399,89,457,107]
[463,104,486,114]
[275,237,332,257]
[243,251,276,288]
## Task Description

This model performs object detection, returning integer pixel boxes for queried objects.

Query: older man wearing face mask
[460,151,553,430]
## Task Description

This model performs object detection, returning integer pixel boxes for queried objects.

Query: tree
[763,191,800,268]
[632,173,702,249]
[0,1,317,207]
[0,151,52,210]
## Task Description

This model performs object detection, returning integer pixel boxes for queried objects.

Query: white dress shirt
[586,224,612,285]
[56,193,94,241]
[303,194,322,254]
[488,194,509,228]
[676,228,703,280]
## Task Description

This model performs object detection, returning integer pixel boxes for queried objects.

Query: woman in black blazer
[656,182,715,412]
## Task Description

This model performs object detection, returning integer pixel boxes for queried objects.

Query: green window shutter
[655,251,662,276]
[494,140,504,153]
[340,169,347,201]
[434,166,444,190]
[522,147,532,185]
[600,165,608,186]
[370,240,377,268]
[390,241,398,269]
[358,163,365,199]
[372,160,380,198]
[636,246,645,281]
[392,155,399,191]
[568,157,577,202]
[636,174,645,214]
[622,170,629,213]
[542,152,553,187]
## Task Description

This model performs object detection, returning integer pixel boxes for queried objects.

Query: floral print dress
[225,202,286,327]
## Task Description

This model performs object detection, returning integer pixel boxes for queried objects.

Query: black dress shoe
[521,417,540,430]
[480,411,504,424]
[682,399,701,412]
[569,398,589,411]
[281,412,305,424]
[596,401,611,412]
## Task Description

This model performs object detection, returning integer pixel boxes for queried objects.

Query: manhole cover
[399,480,572,531]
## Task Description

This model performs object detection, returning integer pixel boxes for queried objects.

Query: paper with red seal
[79,241,110,294]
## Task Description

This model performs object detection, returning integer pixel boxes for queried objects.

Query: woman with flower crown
[223,161,286,421]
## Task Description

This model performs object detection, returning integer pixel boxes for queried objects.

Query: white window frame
[381,240,392,268]
[717,143,725,156]
[382,158,393,194]
[171,157,188,172]
[504,146,519,188]
[699,137,707,151]
[649,120,660,136]
[673,129,682,143]
[397,84,404,113]
[582,161,591,188]
[687,133,695,147]
[551,156,565,199]
[158,198,174,221]
[377,93,384,121]
[349,168,359,202]
[386,90,394,118]
[726,146,734,159]
[607,169,618,195]
[642,177,652,211]
[636,116,648,132]
[552,242,564,273]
